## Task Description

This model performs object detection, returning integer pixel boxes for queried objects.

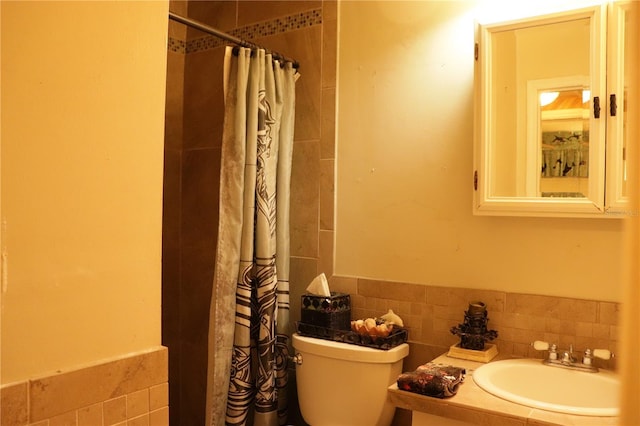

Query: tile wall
[328,276,620,373]
[0,347,168,426]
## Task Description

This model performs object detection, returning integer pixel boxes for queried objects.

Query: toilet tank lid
[292,333,409,363]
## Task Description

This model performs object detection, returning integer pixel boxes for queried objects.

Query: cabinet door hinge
[474,43,479,61]
[474,170,478,190]
[593,96,601,118]
[610,93,617,117]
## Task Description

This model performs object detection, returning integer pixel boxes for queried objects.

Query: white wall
[1,1,168,383]
[335,0,624,301]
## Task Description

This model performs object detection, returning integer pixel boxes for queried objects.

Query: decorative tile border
[168,8,322,54]
[168,37,186,53]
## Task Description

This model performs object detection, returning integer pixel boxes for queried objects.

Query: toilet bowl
[292,333,409,426]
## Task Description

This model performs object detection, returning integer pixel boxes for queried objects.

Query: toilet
[292,333,410,426]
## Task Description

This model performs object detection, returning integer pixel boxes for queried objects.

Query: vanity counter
[387,353,618,426]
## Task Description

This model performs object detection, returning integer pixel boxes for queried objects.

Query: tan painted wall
[1,1,168,383]
[335,1,625,302]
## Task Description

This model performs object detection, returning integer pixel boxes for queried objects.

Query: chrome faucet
[531,341,612,373]
[559,344,576,364]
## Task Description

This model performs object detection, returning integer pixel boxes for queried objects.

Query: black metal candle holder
[450,301,498,351]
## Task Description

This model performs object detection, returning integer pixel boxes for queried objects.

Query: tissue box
[301,292,351,330]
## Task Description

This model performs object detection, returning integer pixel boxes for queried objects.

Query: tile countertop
[387,353,619,426]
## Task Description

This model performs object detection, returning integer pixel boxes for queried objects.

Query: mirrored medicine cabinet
[473,2,638,217]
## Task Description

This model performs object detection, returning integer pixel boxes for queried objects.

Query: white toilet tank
[292,333,409,426]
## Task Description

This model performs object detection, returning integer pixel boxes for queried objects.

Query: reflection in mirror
[537,87,590,198]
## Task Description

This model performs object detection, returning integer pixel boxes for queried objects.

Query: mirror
[473,4,633,217]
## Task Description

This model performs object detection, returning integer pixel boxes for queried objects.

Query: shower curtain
[206,46,299,426]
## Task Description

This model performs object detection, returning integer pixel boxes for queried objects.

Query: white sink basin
[473,358,619,417]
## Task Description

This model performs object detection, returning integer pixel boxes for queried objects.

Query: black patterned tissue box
[301,292,351,330]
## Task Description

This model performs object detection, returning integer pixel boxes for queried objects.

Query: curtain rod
[168,11,300,69]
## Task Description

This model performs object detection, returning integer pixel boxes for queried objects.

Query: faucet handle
[532,341,558,360]
[593,349,612,360]
[532,340,549,351]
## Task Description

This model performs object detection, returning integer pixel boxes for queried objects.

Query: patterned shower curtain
[205,46,298,426]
